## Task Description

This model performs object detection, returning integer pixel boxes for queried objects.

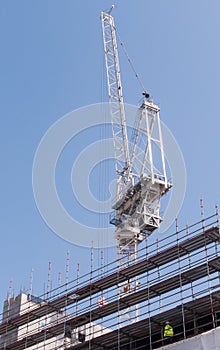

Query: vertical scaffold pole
[200,197,205,230]
[134,237,140,321]
[64,251,70,348]
[117,244,121,350]
[89,241,94,350]
[145,234,152,348]
[215,205,220,288]
[76,263,80,316]
[156,238,162,312]
[176,218,186,339]
[186,224,195,300]
[204,234,215,328]
[47,261,51,301]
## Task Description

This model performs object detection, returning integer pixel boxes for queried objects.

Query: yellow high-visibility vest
[164,324,174,337]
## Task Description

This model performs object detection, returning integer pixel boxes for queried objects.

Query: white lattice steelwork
[101,10,130,197]
[101,9,172,326]
[114,100,171,243]
[101,10,171,261]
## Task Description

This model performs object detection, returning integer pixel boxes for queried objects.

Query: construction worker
[164,321,174,344]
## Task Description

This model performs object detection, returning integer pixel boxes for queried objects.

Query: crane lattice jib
[101,12,130,193]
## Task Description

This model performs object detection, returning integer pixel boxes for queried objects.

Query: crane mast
[101,10,172,261]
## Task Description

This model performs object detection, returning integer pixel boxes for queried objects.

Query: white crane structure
[101,8,172,264]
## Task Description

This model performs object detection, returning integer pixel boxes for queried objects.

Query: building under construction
[1,8,220,350]
[0,211,220,349]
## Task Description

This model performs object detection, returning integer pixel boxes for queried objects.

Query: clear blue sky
[1,0,220,312]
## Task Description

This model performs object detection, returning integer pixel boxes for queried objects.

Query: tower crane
[101,8,172,265]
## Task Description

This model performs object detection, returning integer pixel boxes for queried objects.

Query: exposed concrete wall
[0,293,65,349]
[160,326,220,350]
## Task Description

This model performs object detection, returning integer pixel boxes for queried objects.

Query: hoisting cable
[115,28,150,99]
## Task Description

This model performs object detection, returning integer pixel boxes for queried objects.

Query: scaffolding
[0,211,220,349]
